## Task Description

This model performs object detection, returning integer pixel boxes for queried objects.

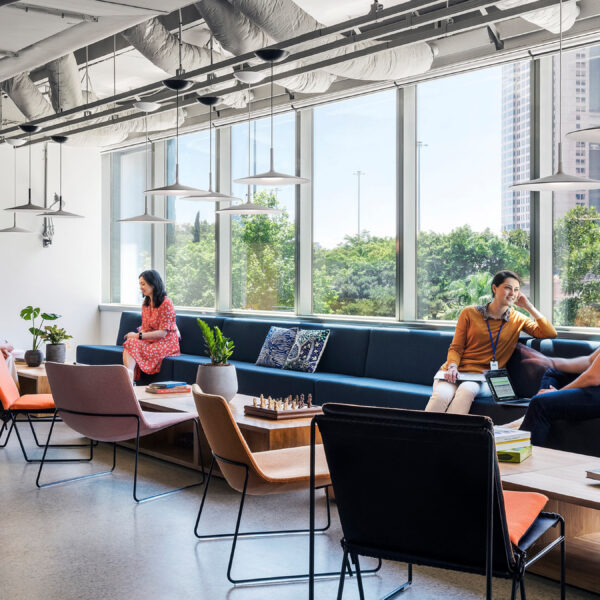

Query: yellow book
[497,445,532,463]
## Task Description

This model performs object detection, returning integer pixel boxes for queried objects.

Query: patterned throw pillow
[255,326,298,369]
[283,329,330,373]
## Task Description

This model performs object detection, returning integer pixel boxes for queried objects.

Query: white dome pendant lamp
[38,136,84,218]
[217,81,282,216]
[5,124,46,212]
[0,143,33,233]
[118,107,173,223]
[145,12,206,197]
[511,0,600,192]
[233,48,309,187]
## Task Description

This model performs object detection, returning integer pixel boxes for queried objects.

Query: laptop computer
[484,369,530,405]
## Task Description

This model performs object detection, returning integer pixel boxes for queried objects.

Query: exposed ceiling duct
[122,17,249,108]
[47,54,83,112]
[229,0,435,81]
[195,0,338,93]
[496,0,580,34]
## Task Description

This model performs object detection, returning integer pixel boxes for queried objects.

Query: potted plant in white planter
[20,306,60,367]
[196,319,237,401]
[41,324,72,363]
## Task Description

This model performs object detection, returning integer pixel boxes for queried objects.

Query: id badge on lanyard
[486,319,504,371]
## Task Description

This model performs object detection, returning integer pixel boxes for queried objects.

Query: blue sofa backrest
[116,312,142,345]
[364,328,454,385]
[221,318,287,363]
[178,315,225,356]
[300,323,370,377]
[530,338,600,358]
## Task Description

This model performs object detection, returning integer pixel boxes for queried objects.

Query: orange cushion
[503,490,548,546]
[10,394,55,411]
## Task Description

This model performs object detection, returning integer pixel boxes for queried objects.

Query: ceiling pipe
[122,17,249,108]
[47,54,83,112]
[232,0,434,81]
[496,0,580,34]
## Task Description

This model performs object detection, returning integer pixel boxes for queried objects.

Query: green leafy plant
[20,306,60,351]
[40,324,72,345]
[196,319,234,365]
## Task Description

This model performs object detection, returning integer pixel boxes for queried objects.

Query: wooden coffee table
[500,446,600,594]
[16,363,51,394]
[133,387,322,473]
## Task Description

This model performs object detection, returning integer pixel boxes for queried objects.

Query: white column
[216,125,232,311]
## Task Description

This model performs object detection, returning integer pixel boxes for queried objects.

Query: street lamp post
[353,170,365,236]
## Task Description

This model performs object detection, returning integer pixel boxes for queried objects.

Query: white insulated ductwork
[196,0,337,94]
[1,72,55,119]
[122,18,249,108]
[47,54,83,112]
[496,0,580,34]
[229,0,435,82]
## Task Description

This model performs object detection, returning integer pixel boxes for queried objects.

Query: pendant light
[233,48,309,187]
[0,143,33,233]
[38,136,83,218]
[566,127,600,143]
[216,81,282,216]
[5,124,46,212]
[118,107,173,223]
[182,95,242,202]
[145,12,206,197]
[511,0,600,192]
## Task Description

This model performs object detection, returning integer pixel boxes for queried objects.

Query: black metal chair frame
[36,408,205,503]
[194,450,382,585]
[308,414,566,600]
[0,408,94,463]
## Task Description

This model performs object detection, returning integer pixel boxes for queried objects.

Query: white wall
[0,141,102,361]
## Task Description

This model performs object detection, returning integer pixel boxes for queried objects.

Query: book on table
[497,445,532,463]
[147,381,187,389]
[586,468,600,481]
[146,386,190,394]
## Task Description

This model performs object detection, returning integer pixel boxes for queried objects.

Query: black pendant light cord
[13,147,17,226]
[248,82,252,203]
[558,0,563,169]
[145,115,149,213]
[270,61,274,155]
[59,141,63,209]
[209,36,213,191]
[28,132,32,202]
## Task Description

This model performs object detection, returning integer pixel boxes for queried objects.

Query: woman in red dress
[123,270,179,381]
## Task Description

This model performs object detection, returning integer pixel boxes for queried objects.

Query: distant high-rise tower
[501,48,600,230]
[501,62,531,231]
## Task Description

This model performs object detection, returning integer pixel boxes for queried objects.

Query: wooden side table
[16,363,51,395]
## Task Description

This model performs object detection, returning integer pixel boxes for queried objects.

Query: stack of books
[493,426,532,463]
[146,381,190,394]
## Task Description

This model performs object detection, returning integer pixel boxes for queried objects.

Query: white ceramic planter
[196,363,238,401]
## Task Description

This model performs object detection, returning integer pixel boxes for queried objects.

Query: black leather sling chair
[309,404,565,600]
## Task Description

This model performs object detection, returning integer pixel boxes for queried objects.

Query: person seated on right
[517,345,600,446]
[425,270,556,415]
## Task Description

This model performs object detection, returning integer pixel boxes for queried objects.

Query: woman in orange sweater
[425,270,556,414]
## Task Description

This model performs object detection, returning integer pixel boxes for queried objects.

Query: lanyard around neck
[486,319,505,361]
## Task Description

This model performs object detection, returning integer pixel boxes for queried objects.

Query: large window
[313,91,396,317]
[416,66,531,320]
[166,132,215,308]
[553,46,600,327]
[110,147,151,304]
[231,114,296,312]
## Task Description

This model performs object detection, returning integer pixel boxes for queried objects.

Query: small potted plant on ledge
[41,324,72,363]
[20,306,60,367]
[196,319,237,401]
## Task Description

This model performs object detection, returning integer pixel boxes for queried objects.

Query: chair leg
[352,554,366,600]
[26,413,91,448]
[132,417,205,503]
[0,418,14,447]
[337,549,350,600]
[520,577,526,600]
[13,412,94,464]
[560,518,566,600]
[194,456,360,585]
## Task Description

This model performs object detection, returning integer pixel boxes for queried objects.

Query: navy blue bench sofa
[76,311,564,425]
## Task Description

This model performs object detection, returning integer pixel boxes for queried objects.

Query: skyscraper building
[501,47,600,230]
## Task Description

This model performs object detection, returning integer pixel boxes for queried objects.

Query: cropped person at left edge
[123,269,180,382]
[426,270,557,415]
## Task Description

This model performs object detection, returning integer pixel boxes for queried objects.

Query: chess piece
[260,394,265,408]
[292,400,297,409]
[253,397,258,407]
[300,394,305,408]
[307,394,313,408]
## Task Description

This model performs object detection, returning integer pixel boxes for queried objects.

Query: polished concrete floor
[0,420,596,600]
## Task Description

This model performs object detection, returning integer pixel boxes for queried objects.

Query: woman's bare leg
[123,349,136,382]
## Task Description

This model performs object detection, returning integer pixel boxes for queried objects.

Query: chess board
[243,405,322,420]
